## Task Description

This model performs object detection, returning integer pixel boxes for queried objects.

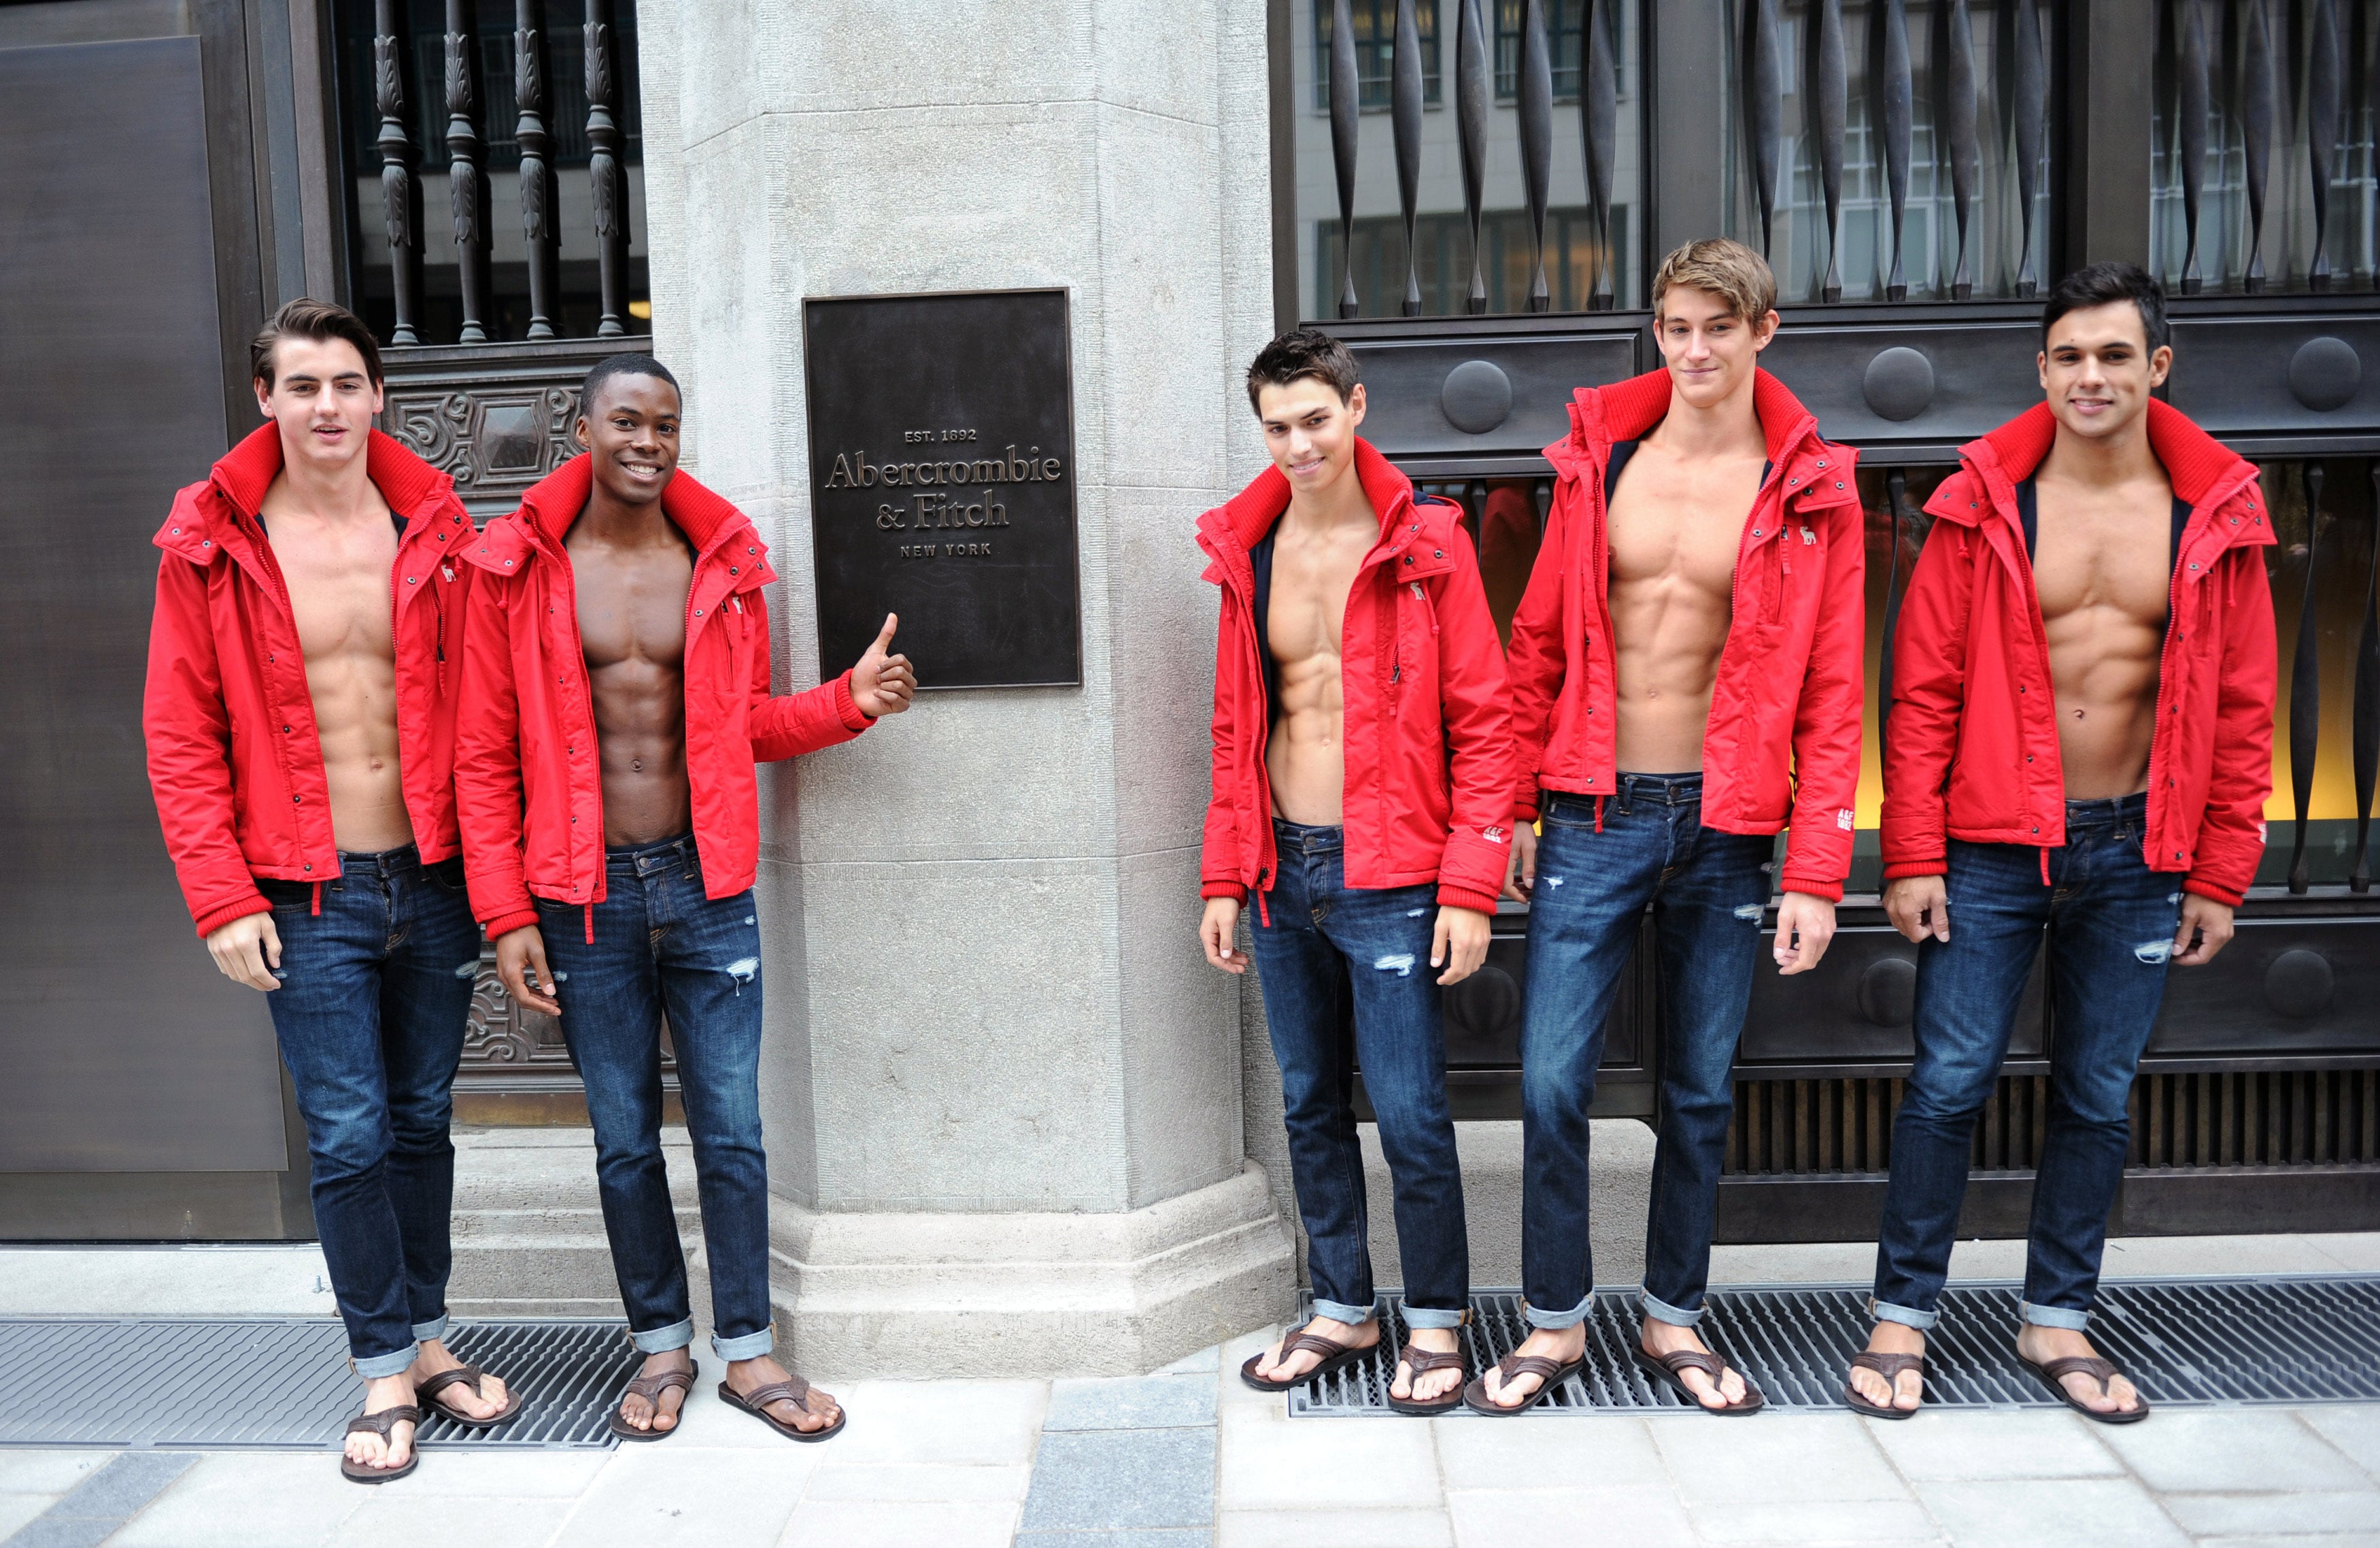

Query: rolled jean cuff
[1312,1298,1378,1328]
[2020,1299,2091,1332]
[1399,1305,1467,1332]
[411,1314,451,1343]
[1524,1293,1593,1332]
[1639,1290,1704,1329]
[630,1317,697,1355]
[1868,1297,1939,1332]
[353,1341,420,1381]
[711,1325,776,1362]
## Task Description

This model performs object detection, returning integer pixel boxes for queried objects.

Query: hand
[206,911,282,992]
[1502,826,1537,902]
[1772,892,1837,975]
[496,924,561,1015]
[2171,894,2235,966]
[850,613,916,717]
[1883,875,1950,944]
[1433,905,1491,986]
[1200,896,1246,975]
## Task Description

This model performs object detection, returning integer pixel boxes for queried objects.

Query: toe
[1389,1362,1412,1400]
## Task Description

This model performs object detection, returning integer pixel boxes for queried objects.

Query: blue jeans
[260,845,480,1377]
[1520,777,1773,1330]
[538,835,774,1362]
[1873,793,2178,1332]
[1249,821,1469,1329]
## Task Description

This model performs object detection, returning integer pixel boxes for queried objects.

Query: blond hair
[1650,239,1778,323]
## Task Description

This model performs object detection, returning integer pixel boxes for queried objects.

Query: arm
[1502,477,1574,822]
[2181,543,2278,909]
[1878,503,1977,884]
[143,553,270,939]
[747,601,904,762]
[1200,584,1250,906]
[453,571,539,940]
[1778,488,1867,902]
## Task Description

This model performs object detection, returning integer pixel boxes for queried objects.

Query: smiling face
[1653,284,1777,409]
[575,372,682,507]
[2039,300,2171,441]
[254,336,381,475]
[1257,377,1366,498]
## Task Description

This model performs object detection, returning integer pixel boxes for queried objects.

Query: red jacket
[1197,439,1514,917]
[455,456,873,939]
[1506,369,1867,900]
[1881,401,2277,905]
[144,425,474,937]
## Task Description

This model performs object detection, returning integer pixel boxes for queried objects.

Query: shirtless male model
[146,299,517,1483]
[1199,330,1513,1415]
[456,355,912,1443]
[1850,264,2275,1424]
[1478,240,1865,1415]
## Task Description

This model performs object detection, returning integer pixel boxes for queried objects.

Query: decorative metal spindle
[516,0,558,339]
[445,0,492,341]
[1518,0,1553,312]
[1939,0,1979,299]
[2291,464,2327,893]
[1393,0,1423,316]
[1881,469,1910,765]
[1746,0,1785,258]
[2242,0,2276,292]
[1456,0,1491,314]
[2011,0,2045,296]
[2176,0,2209,294]
[1877,0,1913,299]
[1814,0,1848,301]
[373,0,423,346]
[2354,463,2380,892]
[585,0,628,337]
[1582,0,1617,309]
[2308,0,2342,291]
[1329,0,1359,318]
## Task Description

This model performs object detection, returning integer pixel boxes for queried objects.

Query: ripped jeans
[537,835,775,1361]
[1248,820,1470,1330]
[1873,791,2179,1331]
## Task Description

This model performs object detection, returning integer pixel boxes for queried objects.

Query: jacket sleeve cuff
[1437,884,1501,915]
[2181,877,2246,908]
[192,893,272,939]
[483,908,541,939]
[834,670,875,733]
[1777,875,1846,903]
[1880,858,1948,881]
[1200,881,1247,903]
[1513,786,1541,820]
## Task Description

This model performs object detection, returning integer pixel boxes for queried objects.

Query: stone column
[636,0,1293,1376]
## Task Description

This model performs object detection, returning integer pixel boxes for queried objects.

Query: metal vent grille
[1284,1276,2380,1415]
[0,1318,639,1449]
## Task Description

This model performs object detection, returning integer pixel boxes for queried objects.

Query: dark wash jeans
[1248,820,1469,1329]
[260,845,479,1376]
[1874,792,2179,1332]
[537,835,774,1360]
[1520,777,1774,1330]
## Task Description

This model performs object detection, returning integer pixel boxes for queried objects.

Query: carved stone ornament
[384,384,577,503]
[458,939,678,1089]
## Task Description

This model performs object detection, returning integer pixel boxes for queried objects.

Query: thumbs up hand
[850,613,916,717]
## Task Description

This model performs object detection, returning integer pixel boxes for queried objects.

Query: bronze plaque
[803,289,1082,689]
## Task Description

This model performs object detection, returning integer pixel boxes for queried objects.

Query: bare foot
[1387,1327,1464,1404]
[1642,1319,1748,1410]
[1251,1315,1379,1384]
[1848,1322,1926,1413]
[726,1355,840,1434]
[1478,1325,1584,1409]
[617,1349,693,1434]
[409,1337,509,1421]
[2016,1324,2141,1417]
[344,1373,418,1475]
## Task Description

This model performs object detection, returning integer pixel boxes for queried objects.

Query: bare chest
[2030,494,2173,630]
[269,520,400,668]
[1265,528,1369,664]
[1605,452,1761,599]
[571,543,693,674]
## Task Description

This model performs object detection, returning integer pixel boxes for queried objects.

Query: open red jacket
[1881,400,2277,905]
[1198,438,1514,917]
[1505,369,1867,900]
[455,456,872,939]
[144,425,474,937]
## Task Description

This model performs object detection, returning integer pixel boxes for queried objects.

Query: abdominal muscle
[1265,650,1345,826]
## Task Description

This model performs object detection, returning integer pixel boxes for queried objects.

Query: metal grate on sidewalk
[1283,1275,2380,1415]
[0,1318,641,1449]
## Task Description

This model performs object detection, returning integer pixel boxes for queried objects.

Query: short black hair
[252,298,383,390]
[579,353,681,417]
[1246,328,1360,415]
[2043,263,2171,353]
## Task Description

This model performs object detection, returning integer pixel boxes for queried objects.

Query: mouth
[618,459,666,482]
[2068,396,2115,416]
[1286,455,1325,478]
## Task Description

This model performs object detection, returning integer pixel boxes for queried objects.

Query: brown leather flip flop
[1633,1344,1765,1415]
[1843,1350,1926,1419]
[339,1403,422,1483]
[1461,1351,1582,1416]
[1238,1321,1376,1393]
[2022,1354,2151,1424]
[1386,1341,1469,1416]
[415,1363,523,1428]
[718,1372,846,1443]
[608,1359,698,1441]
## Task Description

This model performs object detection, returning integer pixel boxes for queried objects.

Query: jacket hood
[1545,367,1833,481]
[154,423,456,565]
[465,454,759,575]
[1936,401,2271,551]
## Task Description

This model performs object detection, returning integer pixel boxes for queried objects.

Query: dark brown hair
[2042,262,2171,352]
[251,298,384,390]
[1246,328,1360,415]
